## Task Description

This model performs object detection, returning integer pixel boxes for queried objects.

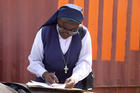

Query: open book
[26,81,66,89]
[26,81,93,93]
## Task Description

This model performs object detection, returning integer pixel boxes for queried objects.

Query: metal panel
[94,87,140,93]
[0,0,58,83]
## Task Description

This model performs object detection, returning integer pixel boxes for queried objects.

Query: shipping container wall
[0,0,140,92]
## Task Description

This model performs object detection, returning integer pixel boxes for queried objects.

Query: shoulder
[41,24,56,32]
[79,25,91,41]
[78,24,89,39]
[80,24,88,32]
[80,24,90,36]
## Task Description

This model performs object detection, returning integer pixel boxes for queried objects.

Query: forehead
[57,18,79,26]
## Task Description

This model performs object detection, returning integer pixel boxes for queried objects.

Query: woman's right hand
[42,71,59,85]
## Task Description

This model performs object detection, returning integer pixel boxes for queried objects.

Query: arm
[72,30,92,83]
[65,29,92,87]
[27,29,47,77]
[27,29,59,84]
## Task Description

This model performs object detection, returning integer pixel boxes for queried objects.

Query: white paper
[26,81,66,89]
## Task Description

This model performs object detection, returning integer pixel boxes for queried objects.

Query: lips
[59,31,70,39]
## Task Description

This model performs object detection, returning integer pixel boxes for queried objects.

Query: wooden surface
[29,87,94,93]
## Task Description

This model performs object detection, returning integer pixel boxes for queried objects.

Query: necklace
[61,42,72,74]
[64,64,69,74]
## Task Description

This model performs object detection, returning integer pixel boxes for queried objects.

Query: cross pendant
[64,65,69,74]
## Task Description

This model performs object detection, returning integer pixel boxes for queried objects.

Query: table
[29,87,94,93]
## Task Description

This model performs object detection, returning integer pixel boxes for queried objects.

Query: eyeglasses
[57,25,78,36]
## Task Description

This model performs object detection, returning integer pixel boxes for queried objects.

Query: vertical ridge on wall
[130,0,140,51]
[102,0,113,61]
[88,0,99,60]
[111,0,118,62]
[0,0,3,81]
[57,0,69,8]
[97,0,104,61]
[115,0,128,62]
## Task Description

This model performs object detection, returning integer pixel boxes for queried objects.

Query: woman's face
[57,18,79,39]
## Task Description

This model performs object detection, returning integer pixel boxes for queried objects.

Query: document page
[26,81,66,89]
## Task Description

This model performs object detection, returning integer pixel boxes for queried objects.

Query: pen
[53,72,56,83]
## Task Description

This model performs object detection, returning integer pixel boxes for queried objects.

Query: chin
[62,36,68,39]
[62,35,70,39]
[61,34,70,39]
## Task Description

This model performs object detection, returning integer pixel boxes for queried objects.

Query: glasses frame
[57,25,78,36]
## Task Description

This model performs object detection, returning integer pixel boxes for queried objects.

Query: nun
[27,4,92,89]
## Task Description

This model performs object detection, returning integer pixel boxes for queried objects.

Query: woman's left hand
[65,77,75,88]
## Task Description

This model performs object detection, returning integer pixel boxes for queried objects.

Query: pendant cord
[61,42,71,66]
[60,40,72,73]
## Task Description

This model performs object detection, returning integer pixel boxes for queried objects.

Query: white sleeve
[71,28,92,83]
[27,28,47,77]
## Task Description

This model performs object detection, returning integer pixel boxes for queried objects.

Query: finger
[65,83,74,88]
[65,78,75,88]
[65,78,71,84]
[48,76,55,84]
[45,79,51,85]
[50,73,59,83]
[45,76,55,85]
[52,75,59,83]
[67,80,75,85]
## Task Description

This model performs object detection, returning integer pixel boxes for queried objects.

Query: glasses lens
[58,25,78,35]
